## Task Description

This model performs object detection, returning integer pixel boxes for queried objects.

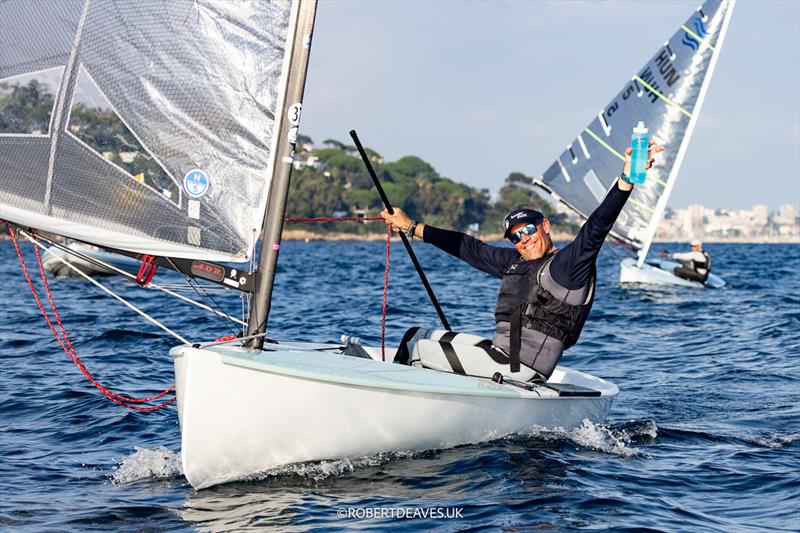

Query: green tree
[322,138,346,150]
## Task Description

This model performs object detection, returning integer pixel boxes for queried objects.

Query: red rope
[7,214,392,409]
[6,223,175,411]
[284,216,383,222]
[381,226,391,360]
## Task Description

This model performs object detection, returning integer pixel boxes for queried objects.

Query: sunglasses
[508,223,539,244]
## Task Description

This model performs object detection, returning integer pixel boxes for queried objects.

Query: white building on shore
[657,203,799,242]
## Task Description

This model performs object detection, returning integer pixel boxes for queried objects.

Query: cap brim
[503,215,545,238]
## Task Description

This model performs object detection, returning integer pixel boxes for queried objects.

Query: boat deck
[204,343,618,399]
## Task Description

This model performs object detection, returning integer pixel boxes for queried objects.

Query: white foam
[743,431,799,449]
[246,450,419,483]
[525,419,657,458]
[110,445,183,484]
[567,419,648,457]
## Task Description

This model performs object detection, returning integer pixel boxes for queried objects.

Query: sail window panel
[66,65,179,202]
[48,134,245,255]
[582,170,607,204]
[0,138,51,208]
[0,68,64,136]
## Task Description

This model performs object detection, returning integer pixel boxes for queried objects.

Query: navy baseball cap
[502,208,545,238]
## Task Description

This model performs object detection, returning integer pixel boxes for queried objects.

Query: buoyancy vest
[494,253,595,372]
[691,251,711,282]
[698,250,711,270]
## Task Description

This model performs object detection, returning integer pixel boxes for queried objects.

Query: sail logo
[681,16,708,51]
[183,169,209,198]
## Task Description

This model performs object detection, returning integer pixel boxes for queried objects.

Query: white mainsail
[533,0,734,266]
[0,0,300,262]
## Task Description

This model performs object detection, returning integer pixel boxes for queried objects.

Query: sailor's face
[511,220,551,260]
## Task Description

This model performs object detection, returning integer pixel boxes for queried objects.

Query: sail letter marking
[654,48,680,87]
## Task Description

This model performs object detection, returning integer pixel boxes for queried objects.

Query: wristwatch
[620,173,634,185]
[406,220,418,239]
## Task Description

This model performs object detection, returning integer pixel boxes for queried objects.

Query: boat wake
[109,421,660,487]
[530,419,658,458]
[110,445,183,484]
[244,450,424,484]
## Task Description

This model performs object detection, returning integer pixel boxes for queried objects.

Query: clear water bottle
[629,121,649,184]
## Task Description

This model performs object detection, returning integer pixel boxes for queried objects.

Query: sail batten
[534,0,734,258]
[0,0,302,262]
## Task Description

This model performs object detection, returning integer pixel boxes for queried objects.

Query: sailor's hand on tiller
[381,208,413,233]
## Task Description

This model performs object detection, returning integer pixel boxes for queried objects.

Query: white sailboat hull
[171,343,618,490]
[619,257,726,288]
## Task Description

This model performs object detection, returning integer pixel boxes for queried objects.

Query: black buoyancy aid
[698,250,711,282]
[689,251,711,283]
[494,253,595,372]
[697,251,711,270]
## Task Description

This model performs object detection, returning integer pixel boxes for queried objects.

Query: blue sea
[1,237,798,532]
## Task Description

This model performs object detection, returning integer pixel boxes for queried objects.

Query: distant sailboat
[532,0,733,289]
[1,0,618,490]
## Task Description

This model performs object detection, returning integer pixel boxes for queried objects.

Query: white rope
[33,234,246,326]
[22,231,192,345]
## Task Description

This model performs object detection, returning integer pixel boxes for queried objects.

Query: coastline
[279,229,579,242]
[0,230,796,244]
[279,229,799,244]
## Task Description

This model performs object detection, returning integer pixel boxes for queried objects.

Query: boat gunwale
[171,344,619,400]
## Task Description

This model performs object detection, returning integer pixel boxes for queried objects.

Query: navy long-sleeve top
[422,182,631,290]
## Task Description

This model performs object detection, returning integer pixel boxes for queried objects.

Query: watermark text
[336,506,463,520]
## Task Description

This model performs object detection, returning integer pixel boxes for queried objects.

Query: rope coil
[6,222,175,411]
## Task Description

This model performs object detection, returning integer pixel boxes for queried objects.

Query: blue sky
[300,0,800,211]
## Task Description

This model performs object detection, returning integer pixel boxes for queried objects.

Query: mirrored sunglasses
[508,223,538,244]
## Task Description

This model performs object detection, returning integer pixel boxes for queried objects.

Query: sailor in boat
[659,239,711,284]
[382,142,663,383]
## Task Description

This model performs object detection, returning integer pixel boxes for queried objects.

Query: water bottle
[629,121,649,184]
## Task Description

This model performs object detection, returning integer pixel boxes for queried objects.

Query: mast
[636,0,736,267]
[246,0,318,348]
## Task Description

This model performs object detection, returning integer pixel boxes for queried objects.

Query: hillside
[284,136,575,239]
